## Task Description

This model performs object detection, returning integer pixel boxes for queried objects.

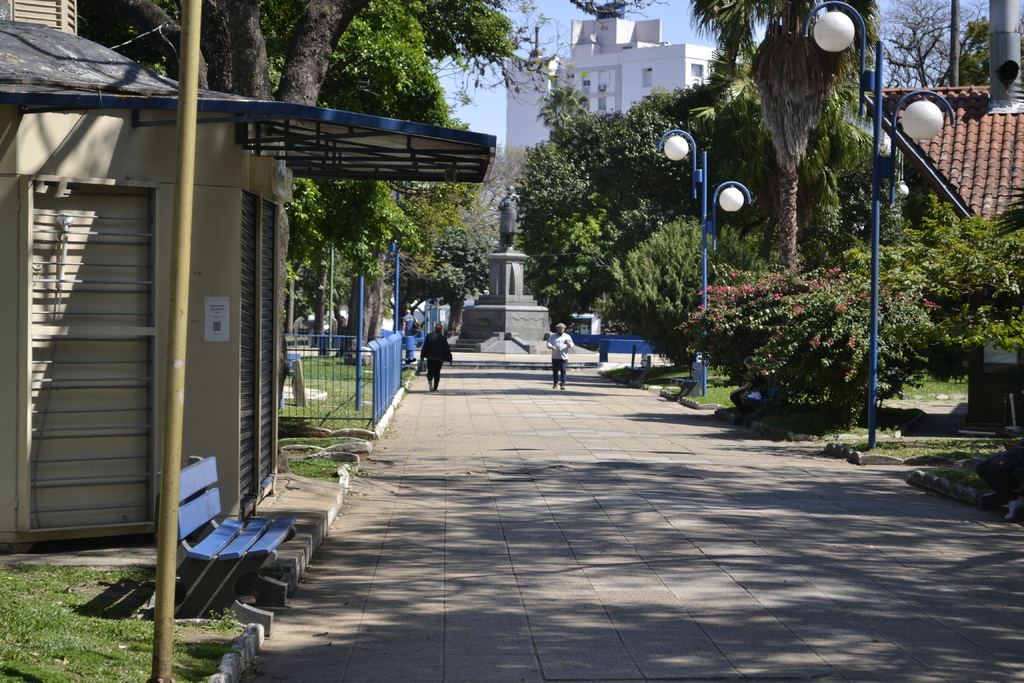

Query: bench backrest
[177,457,221,540]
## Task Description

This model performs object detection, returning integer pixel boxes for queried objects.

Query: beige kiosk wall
[182,185,245,517]
[0,105,21,537]
[0,106,252,544]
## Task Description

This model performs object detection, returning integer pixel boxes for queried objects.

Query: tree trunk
[223,0,271,99]
[447,299,465,337]
[777,167,800,268]
[276,206,292,403]
[287,273,295,333]
[200,0,233,93]
[275,0,371,105]
[313,267,328,338]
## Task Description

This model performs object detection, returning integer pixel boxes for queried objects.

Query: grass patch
[279,437,365,447]
[847,439,1004,461]
[0,564,238,682]
[892,375,968,400]
[288,457,357,482]
[931,469,989,490]
[758,405,920,439]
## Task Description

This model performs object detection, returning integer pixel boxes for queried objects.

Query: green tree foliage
[603,217,761,365]
[518,87,718,320]
[877,199,1024,353]
[608,219,702,365]
[684,268,935,428]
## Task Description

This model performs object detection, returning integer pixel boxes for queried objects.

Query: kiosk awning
[0,22,495,183]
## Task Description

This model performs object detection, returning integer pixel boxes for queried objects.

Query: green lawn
[613,365,972,442]
[0,564,238,683]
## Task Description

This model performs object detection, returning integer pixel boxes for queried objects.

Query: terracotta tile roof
[879,86,1024,220]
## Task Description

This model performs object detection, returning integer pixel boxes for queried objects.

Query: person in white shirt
[546,323,574,390]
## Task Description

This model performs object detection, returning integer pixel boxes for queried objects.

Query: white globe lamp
[813,11,856,53]
[719,187,745,212]
[900,100,945,141]
[663,135,689,161]
[897,182,910,197]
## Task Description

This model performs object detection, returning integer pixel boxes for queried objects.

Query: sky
[440,1,712,146]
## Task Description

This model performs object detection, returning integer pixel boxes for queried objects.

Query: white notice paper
[205,297,230,342]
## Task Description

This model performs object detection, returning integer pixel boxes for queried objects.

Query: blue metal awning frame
[0,86,496,183]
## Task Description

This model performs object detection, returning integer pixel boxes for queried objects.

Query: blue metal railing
[369,332,403,425]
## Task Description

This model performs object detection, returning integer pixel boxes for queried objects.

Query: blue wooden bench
[174,457,295,634]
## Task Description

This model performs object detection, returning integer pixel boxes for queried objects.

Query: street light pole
[805,2,956,449]
[658,130,750,396]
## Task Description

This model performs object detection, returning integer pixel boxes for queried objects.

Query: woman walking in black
[420,324,453,392]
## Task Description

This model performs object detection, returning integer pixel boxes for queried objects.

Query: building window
[597,97,607,111]
[691,63,705,79]
[598,70,609,91]
[642,68,653,87]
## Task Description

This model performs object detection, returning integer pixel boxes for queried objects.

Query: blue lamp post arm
[884,91,957,202]
[803,1,870,115]
[658,129,700,199]
[710,182,753,249]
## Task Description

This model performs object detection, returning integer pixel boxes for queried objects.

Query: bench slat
[187,518,244,561]
[179,457,219,503]
[246,516,297,557]
[217,518,272,561]
[178,488,222,540]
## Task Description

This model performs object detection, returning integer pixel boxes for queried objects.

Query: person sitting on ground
[975,437,1024,520]
[730,356,766,416]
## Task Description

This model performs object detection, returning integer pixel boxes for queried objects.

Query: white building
[506,14,714,149]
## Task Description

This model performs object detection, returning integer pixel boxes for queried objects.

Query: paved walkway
[254,368,1024,683]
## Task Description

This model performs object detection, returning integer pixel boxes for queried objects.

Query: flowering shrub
[682,268,936,428]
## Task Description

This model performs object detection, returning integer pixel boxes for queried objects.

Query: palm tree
[693,51,869,258]
[690,0,878,267]
[538,82,590,131]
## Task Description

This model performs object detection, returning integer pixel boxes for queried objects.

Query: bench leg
[235,568,290,608]
[229,600,275,637]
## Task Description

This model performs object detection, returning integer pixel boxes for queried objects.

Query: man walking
[547,323,574,390]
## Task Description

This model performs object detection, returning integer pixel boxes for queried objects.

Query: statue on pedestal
[498,187,519,251]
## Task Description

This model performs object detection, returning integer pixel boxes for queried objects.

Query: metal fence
[369,332,403,425]
[282,333,405,427]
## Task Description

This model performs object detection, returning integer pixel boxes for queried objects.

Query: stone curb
[906,469,982,507]
[207,623,264,683]
[710,408,818,442]
[820,442,964,467]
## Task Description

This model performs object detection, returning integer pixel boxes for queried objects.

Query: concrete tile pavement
[252,368,1024,683]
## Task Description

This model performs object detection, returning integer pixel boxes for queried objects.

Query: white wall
[506,17,713,149]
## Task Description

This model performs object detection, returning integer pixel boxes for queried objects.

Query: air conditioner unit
[598,84,607,91]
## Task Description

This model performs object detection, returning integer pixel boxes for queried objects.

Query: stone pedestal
[455,250,550,353]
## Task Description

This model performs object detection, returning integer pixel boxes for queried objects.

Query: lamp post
[658,130,750,396]
[388,241,400,333]
[804,2,956,449]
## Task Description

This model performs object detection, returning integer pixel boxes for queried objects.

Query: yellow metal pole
[150,0,203,680]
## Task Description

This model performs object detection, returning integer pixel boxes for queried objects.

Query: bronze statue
[498,187,520,250]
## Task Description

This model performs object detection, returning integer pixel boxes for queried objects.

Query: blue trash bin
[402,335,416,364]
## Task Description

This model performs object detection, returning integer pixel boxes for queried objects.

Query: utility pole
[150,0,202,679]
[949,0,961,86]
